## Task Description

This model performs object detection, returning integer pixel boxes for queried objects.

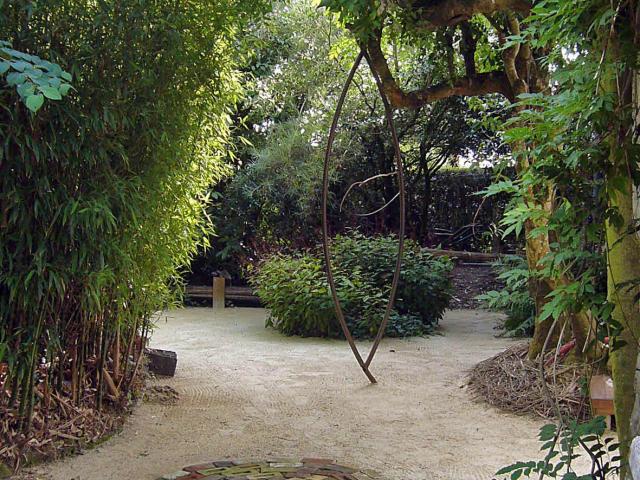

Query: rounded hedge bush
[251,233,452,339]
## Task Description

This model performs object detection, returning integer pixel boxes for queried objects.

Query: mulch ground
[449,262,503,309]
[159,459,380,480]
[0,396,131,474]
[1,368,149,474]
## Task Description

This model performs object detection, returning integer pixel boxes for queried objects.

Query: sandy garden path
[27,308,551,480]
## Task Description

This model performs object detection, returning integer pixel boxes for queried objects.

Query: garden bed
[0,362,148,475]
[449,262,503,309]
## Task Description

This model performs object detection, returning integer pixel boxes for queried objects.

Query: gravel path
[25,308,552,480]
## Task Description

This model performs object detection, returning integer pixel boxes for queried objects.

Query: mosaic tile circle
[158,458,381,480]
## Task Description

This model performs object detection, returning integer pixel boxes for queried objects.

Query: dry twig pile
[468,344,588,420]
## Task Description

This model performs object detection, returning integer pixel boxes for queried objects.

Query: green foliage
[252,233,452,339]
[222,120,327,253]
[477,256,536,337]
[251,253,379,338]
[0,41,72,112]
[0,0,269,449]
[319,0,385,39]
[197,163,508,283]
[483,0,619,330]
[496,417,620,479]
[332,232,453,327]
[188,0,509,284]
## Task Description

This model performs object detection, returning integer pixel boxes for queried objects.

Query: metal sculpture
[321,49,406,384]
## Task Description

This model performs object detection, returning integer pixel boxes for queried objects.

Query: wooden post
[212,276,225,309]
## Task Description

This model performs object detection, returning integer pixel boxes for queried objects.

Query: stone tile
[265,458,300,465]
[184,463,217,472]
[172,458,369,480]
[160,470,192,480]
[301,459,334,466]
[196,467,228,476]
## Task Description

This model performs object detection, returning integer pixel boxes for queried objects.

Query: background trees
[189,0,509,283]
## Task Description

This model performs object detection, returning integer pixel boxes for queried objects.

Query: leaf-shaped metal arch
[322,49,406,384]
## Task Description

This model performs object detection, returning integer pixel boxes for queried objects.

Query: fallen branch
[49,430,80,441]
[423,248,507,262]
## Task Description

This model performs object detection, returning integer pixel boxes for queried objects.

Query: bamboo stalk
[113,322,121,381]
[70,344,78,404]
[102,368,120,399]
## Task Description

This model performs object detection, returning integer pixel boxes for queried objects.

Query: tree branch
[396,0,531,28]
[460,21,477,77]
[363,35,514,109]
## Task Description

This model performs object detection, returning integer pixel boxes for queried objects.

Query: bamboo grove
[0,0,269,467]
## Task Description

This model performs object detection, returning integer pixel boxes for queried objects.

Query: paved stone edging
[159,458,380,480]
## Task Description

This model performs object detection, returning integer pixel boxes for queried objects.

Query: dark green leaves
[39,85,62,100]
[319,0,384,40]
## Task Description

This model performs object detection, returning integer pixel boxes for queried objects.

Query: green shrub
[333,232,453,327]
[252,233,452,339]
[477,255,536,337]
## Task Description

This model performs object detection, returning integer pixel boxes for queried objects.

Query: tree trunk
[606,164,640,477]
[607,61,640,479]
[522,185,600,360]
[512,117,598,361]
[422,173,432,243]
[631,70,640,445]
[521,187,561,359]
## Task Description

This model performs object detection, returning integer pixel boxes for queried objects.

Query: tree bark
[606,161,640,477]
[396,0,531,28]
[518,185,563,358]
[607,54,640,479]
[631,69,640,445]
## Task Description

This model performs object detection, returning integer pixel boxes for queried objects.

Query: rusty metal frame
[322,49,406,384]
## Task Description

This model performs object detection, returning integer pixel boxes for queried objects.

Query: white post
[631,437,640,480]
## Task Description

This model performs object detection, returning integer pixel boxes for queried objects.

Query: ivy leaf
[59,83,73,96]
[10,60,29,72]
[6,71,26,86]
[39,85,62,100]
[0,61,9,75]
[17,83,35,98]
[25,93,45,113]
[25,67,43,79]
